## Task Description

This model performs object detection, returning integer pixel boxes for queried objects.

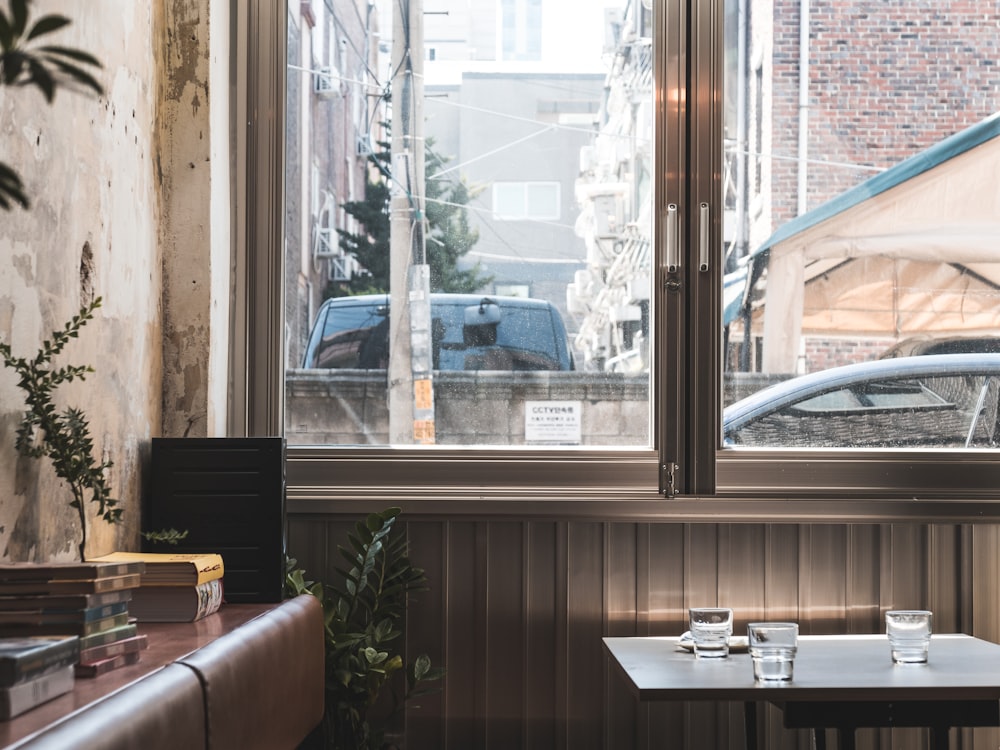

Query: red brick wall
[766,0,1000,226]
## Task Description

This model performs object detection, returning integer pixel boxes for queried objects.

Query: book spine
[194,579,225,620]
[0,639,80,687]
[74,650,142,678]
[78,624,137,651]
[79,635,148,664]
[0,666,75,720]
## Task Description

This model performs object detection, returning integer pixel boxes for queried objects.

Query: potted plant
[285,507,444,750]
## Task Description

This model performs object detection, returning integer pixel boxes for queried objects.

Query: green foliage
[141,528,189,546]
[285,507,444,750]
[0,0,103,209]
[333,133,492,297]
[0,297,121,560]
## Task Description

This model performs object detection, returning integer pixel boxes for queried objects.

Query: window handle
[665,203,679,273]
[699,202,710,272]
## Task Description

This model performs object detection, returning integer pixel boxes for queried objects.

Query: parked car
[302,293,575,371]
[879,335,1000,358]
[723,354,1000,448]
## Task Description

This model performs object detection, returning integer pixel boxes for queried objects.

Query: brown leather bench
[10,663,207,750]
[9,595,324,750]
[178,593,325,750]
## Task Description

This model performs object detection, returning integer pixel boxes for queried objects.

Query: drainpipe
[797,0,809,216]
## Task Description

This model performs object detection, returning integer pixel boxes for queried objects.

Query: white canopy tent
[736,112,1000,373]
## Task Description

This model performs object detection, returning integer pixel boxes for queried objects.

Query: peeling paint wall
[159,0,231,438]
[0,2,228,561]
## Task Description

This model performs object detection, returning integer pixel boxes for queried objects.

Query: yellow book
[89,552,224,587]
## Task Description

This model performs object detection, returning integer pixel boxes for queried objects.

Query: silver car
[723,354,1000,448]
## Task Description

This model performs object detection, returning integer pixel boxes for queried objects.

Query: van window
[304,295,572,371]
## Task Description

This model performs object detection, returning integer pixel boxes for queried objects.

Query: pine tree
[333,135,492,297]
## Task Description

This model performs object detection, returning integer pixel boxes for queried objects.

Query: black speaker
[144,437,286,603]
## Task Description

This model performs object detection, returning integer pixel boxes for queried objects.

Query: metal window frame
[234,0,1000,523]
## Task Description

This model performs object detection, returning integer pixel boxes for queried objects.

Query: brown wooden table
[603,634,1000,750]
[0,603,274,748]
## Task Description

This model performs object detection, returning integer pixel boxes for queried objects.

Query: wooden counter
[0,604,274,748]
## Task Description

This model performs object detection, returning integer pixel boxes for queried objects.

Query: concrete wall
[0,2,226,561]
[286,370,650,445]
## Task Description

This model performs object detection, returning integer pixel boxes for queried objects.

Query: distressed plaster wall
[0,2,228,561]
[159,0,231,439]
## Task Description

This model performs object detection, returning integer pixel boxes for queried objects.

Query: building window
[491,181,560,221]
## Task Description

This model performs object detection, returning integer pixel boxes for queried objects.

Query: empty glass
[747,622,799,681]
[689,607,734,658]
[886,610,932,664]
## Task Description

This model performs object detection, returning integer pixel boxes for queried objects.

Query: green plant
[140,528,189,546]
[0,297,121,560]
[285,507,444,750]
[0,0,103,209]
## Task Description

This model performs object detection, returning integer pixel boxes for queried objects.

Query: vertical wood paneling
[485,522,524,749]
[605,524,639,750]
[567,522,605,750]
[525,522,558,750]
[286,516,1000,750]
[403,521,446,748]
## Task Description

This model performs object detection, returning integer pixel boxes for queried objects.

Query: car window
[306,297,569,371]
[434,304,563,371]
[726,371,1000,449]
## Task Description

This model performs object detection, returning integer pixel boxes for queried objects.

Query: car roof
[318,293,556,309]
[723,353,1000,430]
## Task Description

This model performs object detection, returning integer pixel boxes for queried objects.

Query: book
[0,560,145,582]
[78,622,137,651]
[0,665,75,719]
[0,612,129,638]
[0,636,80,688]
[0,588,132,612]
[128,578,224,622]
[74,650,142,678]
[78,634,148,666]
[0,601,128,625]
[90,552,224,586]
[0,573,141,596]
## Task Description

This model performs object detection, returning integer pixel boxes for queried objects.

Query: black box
[144,437,286,603]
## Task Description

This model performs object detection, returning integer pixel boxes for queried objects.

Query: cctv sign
[525,401,582,445]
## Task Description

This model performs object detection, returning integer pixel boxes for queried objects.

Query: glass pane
[284,0,653,447]
[722,0,1000,450]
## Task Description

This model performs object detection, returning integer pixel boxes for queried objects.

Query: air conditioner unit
[329,255,352,282]
[314,226,337,258]
[356,135,372,157]
[314,66,338,98]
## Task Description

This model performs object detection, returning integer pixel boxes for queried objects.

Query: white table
[603,634,1000,750]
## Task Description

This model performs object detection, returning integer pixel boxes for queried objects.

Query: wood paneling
[288,515,1000,749]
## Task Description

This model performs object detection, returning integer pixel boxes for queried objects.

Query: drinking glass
[689,607,733,658]
[747,622,798,681]
[886,610,932,664]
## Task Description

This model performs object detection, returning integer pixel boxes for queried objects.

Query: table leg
[744,701,757,750]
[813,728,826,750]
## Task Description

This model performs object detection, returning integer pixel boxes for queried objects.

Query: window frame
[234,0,1000,523]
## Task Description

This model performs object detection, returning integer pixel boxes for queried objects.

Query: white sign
[525,401,582,445]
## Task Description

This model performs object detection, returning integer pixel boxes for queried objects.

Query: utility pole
[389,0,435,444]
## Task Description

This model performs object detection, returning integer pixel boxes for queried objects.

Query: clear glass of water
[886,610,932,664]
[747,622,799,681]
[689,608,734,658]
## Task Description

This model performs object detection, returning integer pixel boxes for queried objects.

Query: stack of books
[90,552,225,623]
[0,561,149,680]
[0,635,80,719]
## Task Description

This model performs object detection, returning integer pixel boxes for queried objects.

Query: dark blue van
[302,293,574,371]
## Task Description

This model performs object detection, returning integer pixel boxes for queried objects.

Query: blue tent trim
[749,111,1000,260]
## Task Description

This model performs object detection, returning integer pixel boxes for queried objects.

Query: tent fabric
[734,112,1000,373]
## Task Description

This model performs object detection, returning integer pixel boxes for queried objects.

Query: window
[237,0,1000,511]
[491,182,560,221]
